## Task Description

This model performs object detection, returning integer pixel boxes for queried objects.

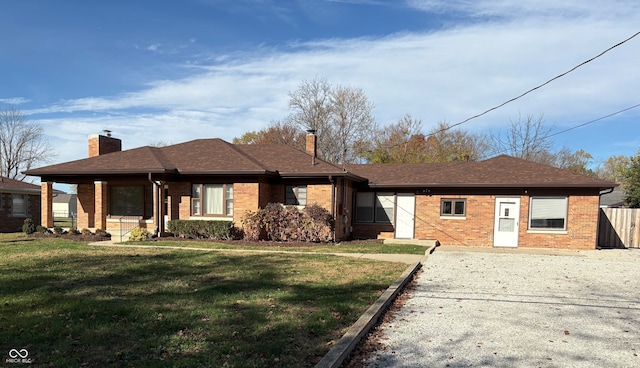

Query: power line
[547,103,640,138]
[442,30,640,133]
[373,30,640,152]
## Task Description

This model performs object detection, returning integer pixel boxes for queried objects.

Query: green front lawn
[134,239,428,255]
[0,235,407,367]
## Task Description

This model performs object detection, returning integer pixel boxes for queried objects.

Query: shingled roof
[0,176,41,192]
[345,155,616,189]
[24,138,363,179]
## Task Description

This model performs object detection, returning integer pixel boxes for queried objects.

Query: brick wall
[414,194,494,246]
[169,182,192,221]
[76,183,95,229]
[94,181,108,230]
[351,223,395,239]
[411,193,600,250]
[233,182,261,224]
[0,192,41,232]
[518,195,599,249]
[307,184,332,210]
[41,182,53,227]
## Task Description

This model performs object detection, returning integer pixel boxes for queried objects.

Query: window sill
[440,216,466,220]
[527,229,568,235]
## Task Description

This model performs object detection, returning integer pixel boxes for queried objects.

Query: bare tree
[287,77,376,164]
[490,113,555,164]
[0,107,54,180]
[328,84,376,164]
[360,114,425,163]
[287,77,335,160]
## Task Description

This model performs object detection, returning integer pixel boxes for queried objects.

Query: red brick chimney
[88,131,122,157]
[306,130,317,165]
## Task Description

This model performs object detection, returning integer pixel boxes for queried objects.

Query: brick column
[94,181,108,230]
[41,182,54,228]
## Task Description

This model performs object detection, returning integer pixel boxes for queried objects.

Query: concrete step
[383,238,440,247]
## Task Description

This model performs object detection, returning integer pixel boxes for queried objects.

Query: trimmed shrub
[129,227,151,241]
[81,228,92,236]
[167,220,234,240]
[241,203,334,243]
[95,228,110,237]
[36,225,52,234]
[241,210,264,241]
[53,226,64,235]
[22,218,36,235]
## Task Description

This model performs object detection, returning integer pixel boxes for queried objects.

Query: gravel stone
[366,248,640,368]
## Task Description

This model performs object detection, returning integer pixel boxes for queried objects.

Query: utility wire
[441,30,640,133]
[547,103,640,138]
[372,30,640,152]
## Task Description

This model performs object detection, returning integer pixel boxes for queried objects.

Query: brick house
[345,158,616,249]
[24,133,615,249]
[0,176,41,232]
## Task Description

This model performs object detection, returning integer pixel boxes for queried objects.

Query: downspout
[148,173,163,236]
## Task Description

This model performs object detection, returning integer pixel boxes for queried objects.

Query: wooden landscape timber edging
[314,246,434,368]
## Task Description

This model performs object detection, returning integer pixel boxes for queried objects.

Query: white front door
[395,194,415,239]
[493,197,520,247]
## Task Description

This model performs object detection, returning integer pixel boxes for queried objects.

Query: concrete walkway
[88,241,427,264]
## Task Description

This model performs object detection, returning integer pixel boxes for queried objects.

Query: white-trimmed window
[192,184,233,216]
[12,194,28,216]
[529,197,568,230]
[356,192,394,223]
[285,185,307,206]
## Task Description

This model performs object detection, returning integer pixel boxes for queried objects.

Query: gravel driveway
[366,247,640,367]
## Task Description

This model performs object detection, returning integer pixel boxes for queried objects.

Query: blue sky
[1,0,639,182]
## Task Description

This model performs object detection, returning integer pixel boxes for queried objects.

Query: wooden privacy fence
[598,208,640,249]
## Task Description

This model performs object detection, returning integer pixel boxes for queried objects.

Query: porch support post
[94,181,107,230]
[41,182,54,228]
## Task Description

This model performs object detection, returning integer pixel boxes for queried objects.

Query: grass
[134,239,428,255]
[0,234,408,367]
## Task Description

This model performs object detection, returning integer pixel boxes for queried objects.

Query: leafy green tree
[555,148,595,176]
[232,120,305,150]
[361,118,490,163]
[622,150,640,207]
[596,155,630,182]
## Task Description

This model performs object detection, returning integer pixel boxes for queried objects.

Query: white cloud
[0,97,31,105]
[30,0,640,165]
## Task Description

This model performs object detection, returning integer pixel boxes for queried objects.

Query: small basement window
[441,198,466,217]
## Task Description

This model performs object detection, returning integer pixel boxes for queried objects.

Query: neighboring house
[600,188,626,208]
[0,176,41,232]
[52,193,78,217]
[24,133,616,249]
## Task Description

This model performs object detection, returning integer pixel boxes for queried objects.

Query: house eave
[367,182,618,190]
